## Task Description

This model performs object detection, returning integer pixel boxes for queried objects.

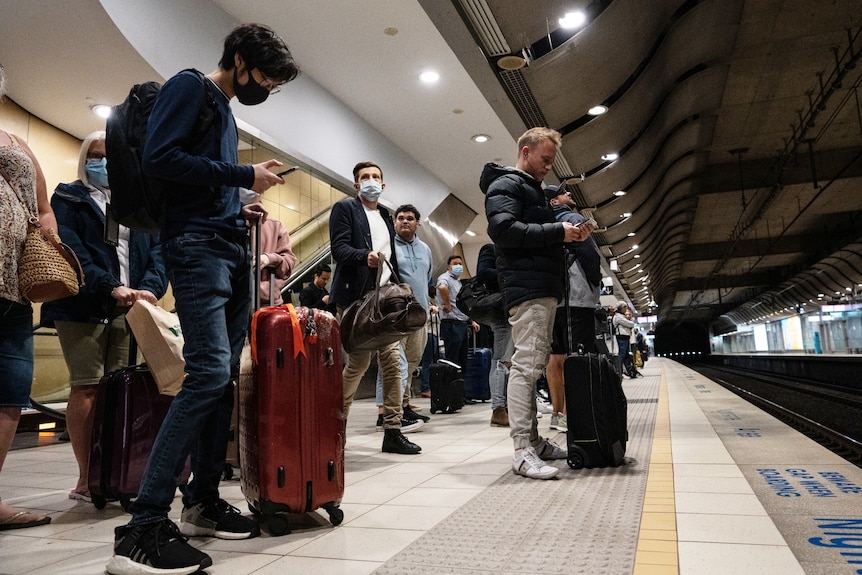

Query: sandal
[69,489,92,503]
[0,509,52,531]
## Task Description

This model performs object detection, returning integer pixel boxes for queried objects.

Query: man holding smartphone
[108,23,300,575]
[481,127,586,480]
[542,184,600,434]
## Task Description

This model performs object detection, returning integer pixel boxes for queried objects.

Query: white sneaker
[536,398,553,415]
[534,437,567,460]
[550,412,568,432]
[512,446,559,480]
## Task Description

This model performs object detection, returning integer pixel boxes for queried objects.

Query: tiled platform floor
[2,358,859,574]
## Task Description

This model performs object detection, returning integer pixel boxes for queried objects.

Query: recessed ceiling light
[621,212,631,218]
[614,190,626,196]
[465,230,476,236]
[627,232,636,237]
[91,104,111,119]
[558,11,586,29]
[419,70,440,84]
[472,134,490,143]
[601,153,618,161]
[588,105,608,116]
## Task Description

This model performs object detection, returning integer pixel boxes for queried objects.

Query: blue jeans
[0,298,34,407]
[419,332,437,392]
[617,337,633,374]
[128,232,250,526]
[488,319,513,410]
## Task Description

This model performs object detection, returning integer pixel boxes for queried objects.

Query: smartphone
[579,216,597,228]
[276,166,300,177]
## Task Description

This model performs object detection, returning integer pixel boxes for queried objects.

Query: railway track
[690,364,862,467]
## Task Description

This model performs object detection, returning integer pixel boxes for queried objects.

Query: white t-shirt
[364,205,392,285]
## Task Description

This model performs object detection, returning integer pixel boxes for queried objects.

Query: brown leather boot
[490,406,509,427]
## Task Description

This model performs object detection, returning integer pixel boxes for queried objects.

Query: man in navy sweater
[108,23,299,575]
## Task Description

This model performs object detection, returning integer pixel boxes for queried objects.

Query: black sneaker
[179,498,260,540]
[382,428,422,454]
[376,414,424,433]
[403,405,430,423]
[106,518,212,575]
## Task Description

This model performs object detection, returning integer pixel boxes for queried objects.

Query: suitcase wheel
[222,464,234,481]
[91,494,107,510]
[323,502,344,526]
[567,447,586,470]
[265,514,290,536]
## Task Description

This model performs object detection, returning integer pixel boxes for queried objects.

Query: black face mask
[233,67,270,105]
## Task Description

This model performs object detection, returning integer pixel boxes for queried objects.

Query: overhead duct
[456,0,511,56]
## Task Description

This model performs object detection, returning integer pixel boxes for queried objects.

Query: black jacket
[476,243,500,290]
[41,182,167,325]
[329,196,399,307]
[480,163,565,311]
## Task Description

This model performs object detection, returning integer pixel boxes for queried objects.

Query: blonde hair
[517,127,562,151]
[77,131,106,186]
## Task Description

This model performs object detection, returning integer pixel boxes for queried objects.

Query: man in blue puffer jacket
[480,127,587,480]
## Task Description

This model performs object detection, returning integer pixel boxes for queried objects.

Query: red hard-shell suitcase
[88,365,189,510]
[239,304,345,535]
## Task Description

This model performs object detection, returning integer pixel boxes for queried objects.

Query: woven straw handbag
[1,164,84,302]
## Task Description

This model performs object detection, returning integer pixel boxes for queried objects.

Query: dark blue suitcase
[464,347,492,401]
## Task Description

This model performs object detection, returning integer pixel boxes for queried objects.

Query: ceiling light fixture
[558,11,587,29]
[419,70,440,84]
[588,105,608,116]
[91,104,111,119]
[627,232,636,237]
[614,190,626,196]
[465,230,476,237]
[497,55,527,70]
[601,153,618,161]
[472,134,490,143]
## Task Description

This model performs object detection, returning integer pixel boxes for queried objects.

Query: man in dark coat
[329,161,423,455]
[480,127,585,480]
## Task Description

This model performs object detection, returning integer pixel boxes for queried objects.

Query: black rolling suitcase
[564,351,627,468]
[428,315,465,414]
[559,251,627,469]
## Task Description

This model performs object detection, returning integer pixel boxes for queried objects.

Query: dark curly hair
[219,23,300,83]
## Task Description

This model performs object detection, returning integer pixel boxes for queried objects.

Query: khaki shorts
[55,308,132,386]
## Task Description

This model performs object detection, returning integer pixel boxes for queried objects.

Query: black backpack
[106,69,218,233]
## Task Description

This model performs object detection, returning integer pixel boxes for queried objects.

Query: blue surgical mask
[85,157,109,188]
[359,179,383,202]
[451,264,464,277]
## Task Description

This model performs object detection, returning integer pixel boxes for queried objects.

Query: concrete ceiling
[2,0,861,330]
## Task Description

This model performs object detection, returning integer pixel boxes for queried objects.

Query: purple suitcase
[88,365,188,509]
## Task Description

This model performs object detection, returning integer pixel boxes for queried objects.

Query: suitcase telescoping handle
[562,246,586,357]
[251,218,276,312]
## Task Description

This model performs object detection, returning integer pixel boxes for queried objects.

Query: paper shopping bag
[126,300,185,396]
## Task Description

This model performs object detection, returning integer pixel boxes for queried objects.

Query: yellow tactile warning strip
[634,366,679,575]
